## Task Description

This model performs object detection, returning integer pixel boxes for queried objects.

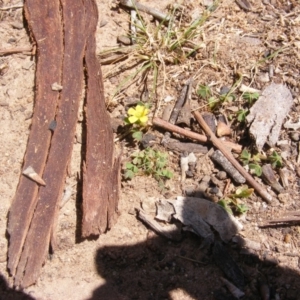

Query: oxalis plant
[124,147,173,188]
[218,185,252,215]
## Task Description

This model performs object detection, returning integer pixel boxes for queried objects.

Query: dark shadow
[0,273,34,300]
[88,202,300,300]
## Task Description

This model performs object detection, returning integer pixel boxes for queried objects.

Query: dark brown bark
[7,0,63,277]
[13,0,87,288]
[82,0,121,237]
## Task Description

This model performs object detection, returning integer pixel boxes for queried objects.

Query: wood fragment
[171,196,242,243]
[213,242,245,289]
[120,0,170,22]
[220,277,245,298]
[261,164,283,194]
[0,47,33,56]
[137,209,181,241]
[0,4,23,10]
[82,0,121,237]
[22,166,46,186]
[153,117,242,153]
[13,0,88,288]
[163,137,208,154]
[193,111,273,203]
[7,0,64,279]
[155,199,175,222]
[246,83,293,150]
[210,150,245,184]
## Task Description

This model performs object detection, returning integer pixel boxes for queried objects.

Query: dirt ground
[1,0,300,299]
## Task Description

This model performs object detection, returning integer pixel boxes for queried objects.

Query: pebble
[117,36,131,46]
[216,171,227,180]
[290,131,300,142]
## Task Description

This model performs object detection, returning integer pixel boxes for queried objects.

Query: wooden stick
[153,117,242,153]
[120,0,170,22]
[0,47,33,56]
[0,4,23,10]
[193,111,272,203]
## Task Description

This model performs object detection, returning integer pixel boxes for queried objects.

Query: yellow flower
[127,105,149,125]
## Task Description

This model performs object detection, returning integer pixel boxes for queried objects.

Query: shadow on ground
[0,274,34,300]
[89,223,300,300]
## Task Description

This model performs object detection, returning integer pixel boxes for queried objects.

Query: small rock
[10,21,24,29]
[220,86,230,95]
[216,171,227,180]
[99,19,108,27]
[140,133,157,149]
[117,36,131,46]
[258,72,270,83]
[278,193,289,204]
[290,131,300,141]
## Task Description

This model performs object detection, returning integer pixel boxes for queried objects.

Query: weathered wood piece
[210,150,246,184]
[213,241,245,289]
[7,0,63,277]
[193,111,273,203]
[171,196,242,243]
[261,164,283,194]
[137,209,181,241]
[153,117,242,153]
[13,0,88,288]
[246,83,293,150]
[82,0,121,237]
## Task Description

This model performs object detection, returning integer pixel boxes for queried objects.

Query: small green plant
[236,109,249,122]
[242,92,259,105]
[268,151,282,168]
[240,149,262,176]
[124,148,173,185]
[218,185,252,215]
[197,84,211,99]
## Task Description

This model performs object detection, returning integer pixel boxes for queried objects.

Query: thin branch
[120,0,170,22]
[152,117,242,153]
[193,111,272,203]
[0,47,33,56]
[0,4,23,11]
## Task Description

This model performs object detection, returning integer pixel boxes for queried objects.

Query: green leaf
[242,92,259,105]
[197,85,211,99]
[236,203,249,214]
[268,151,282,168]
[237,109,248,122]
[132,131,143,141]
[218,200,233,215]
[125,162,134,170]
[240,149,251,165]
[235,186,254,198]
[208,97,219,109]
[249,163,262,176]
[124,169,135,179]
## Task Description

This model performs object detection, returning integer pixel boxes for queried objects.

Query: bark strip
[14,0,87,287]
[82,0,121,237]
[7,0,63,277]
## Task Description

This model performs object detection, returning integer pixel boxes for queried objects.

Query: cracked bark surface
[7,0,120,288]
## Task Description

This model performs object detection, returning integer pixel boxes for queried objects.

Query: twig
[153,117,242,153]
[169,79,193,125]
[120,0,170,22]
[0,47,33,56]
[176,255,207,265]
[193,111,272,203]
[0,4,23,10]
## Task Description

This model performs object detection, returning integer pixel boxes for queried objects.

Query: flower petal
[128,116,138,123]
[127,107,136,116]
[139,115,148,124]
